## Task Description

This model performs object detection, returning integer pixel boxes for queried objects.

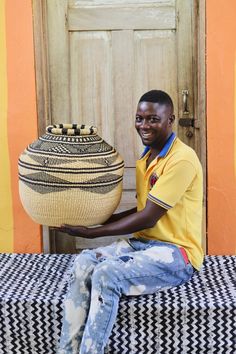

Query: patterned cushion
[0,254,235,353]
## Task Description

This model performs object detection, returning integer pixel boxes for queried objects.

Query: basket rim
[46,124,97,136]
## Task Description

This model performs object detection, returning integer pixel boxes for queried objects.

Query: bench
[0,253,235,353]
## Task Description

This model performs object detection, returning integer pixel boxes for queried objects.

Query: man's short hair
[139,90,174,111]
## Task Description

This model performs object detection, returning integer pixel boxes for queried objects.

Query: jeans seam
[95,288,115,353]
[116,266,192,282]
[126,239,138,251]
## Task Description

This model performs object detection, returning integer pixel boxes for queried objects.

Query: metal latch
[179,118,194,127]
[179,118,200,128]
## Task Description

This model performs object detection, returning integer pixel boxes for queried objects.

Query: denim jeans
[57,237,194,354]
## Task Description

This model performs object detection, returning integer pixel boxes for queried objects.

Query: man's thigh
[92,241,194,296]
[87,236,135,260]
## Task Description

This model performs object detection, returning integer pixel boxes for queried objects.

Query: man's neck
[149,132,173,157]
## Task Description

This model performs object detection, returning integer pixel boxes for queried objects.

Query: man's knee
[91,258,123,286]
[72,249,97,278]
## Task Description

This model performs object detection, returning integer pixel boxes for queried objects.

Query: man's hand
[51,224,93,238]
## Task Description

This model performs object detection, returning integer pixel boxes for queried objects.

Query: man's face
[135,101,174,148]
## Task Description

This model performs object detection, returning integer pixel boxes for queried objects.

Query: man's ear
[169,114,175,125]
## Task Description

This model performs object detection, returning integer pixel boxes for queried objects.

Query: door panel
[70,31,113,144]
[133,29,178,138]
[68,3,176,30]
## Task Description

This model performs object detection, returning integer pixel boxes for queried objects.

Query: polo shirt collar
[140,132,176,159]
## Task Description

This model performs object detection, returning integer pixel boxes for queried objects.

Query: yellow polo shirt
[134,133,204,271]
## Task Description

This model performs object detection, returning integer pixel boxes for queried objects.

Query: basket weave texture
[18,124,124,227]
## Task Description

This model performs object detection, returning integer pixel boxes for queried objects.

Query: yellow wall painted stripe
[0,0,14,252]
[233,55,236,255]
[235,54,236,180]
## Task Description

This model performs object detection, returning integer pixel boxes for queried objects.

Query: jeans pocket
[128,237,163,251]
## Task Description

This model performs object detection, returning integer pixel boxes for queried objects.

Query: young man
[57,90,204,354]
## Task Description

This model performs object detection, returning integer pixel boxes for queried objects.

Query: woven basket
[18,124,124,227]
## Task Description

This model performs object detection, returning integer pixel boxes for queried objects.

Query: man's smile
[140,131,154,138]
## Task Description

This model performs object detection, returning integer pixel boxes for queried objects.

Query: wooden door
[32,0,206,253]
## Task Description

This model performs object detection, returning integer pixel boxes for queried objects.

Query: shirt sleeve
[147,160,197,210]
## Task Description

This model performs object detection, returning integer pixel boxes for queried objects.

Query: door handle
[179,89,200,129]
[182,90,189,114]
[178,90,200,137]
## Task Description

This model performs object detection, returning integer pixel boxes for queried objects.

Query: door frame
[32,0,207,254]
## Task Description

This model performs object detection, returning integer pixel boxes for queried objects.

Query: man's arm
[57,200,166,237]
[102,207,137,224]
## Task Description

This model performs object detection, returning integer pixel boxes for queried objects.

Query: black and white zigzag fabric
[0,254,235,354]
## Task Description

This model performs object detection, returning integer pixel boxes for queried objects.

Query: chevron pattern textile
[0,254,235,354]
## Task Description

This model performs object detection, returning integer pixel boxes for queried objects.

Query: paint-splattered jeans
[57,237,194,354]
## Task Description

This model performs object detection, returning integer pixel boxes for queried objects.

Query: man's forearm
[88,210,154,238]
[103,207,137,224]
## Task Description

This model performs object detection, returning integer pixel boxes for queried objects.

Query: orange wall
[207,0,236,254]
[0,0,41,253]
